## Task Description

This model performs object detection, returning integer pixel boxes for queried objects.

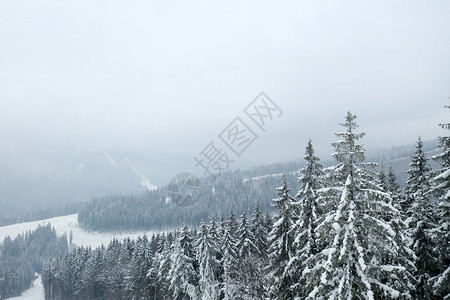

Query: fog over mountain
[0,1,449,216]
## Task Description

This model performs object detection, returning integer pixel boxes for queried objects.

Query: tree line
[77,170,288,232]
[0,202,81,227]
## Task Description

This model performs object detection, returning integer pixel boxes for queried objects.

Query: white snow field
[0,214,162,299]
[0,213,161,249]
[8,276,44,300]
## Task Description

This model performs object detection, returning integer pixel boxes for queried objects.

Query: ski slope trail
[0,214,161,249]
[8,276,44,300]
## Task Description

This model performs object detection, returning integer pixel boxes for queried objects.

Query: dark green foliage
[0,224,68,299]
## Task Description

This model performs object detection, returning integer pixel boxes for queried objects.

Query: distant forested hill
[78,170,296,231]
[78,139,439,232]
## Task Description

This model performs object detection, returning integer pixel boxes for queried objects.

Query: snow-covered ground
[242,170,300,183]
[0,214,163,299]
[124,156,158,191]
[0,213,161,249]
[8,276,44,300]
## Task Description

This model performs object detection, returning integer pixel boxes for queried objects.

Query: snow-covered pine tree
[233,210,267,299]
[380,166,417,299]
[387,166,401,196]
[117,238,134,296]
[169,238,198,300]
[166,224,198,299]
[251,200,268,257]
[218,214,226,239]
[102,239,124,299]
[384,167,417,299]
[303,112,407,299]
[288,139,324,298]
[208,217,223,286]
[267,174,297,299]
[431,104,450,299]
[209,217,220,247]
[196,221,220,300]
[227,210,239,242]
[81,246,106,298]
[236,212,258,258]
[179,222,197,262]
[404,137,433,214]
[125,235,153,299]
[405,137,438,298]
[220,218,238,300]
[264,210,274,235]
[149,235,173,299]
[378,164,388,191]
[388,206,417,299]
[384,166,402,211]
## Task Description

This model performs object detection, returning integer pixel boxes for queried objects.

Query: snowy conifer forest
[37,110,449,300]
[0,224,68,299]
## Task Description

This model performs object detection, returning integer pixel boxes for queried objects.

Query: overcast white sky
[0,0,449,164]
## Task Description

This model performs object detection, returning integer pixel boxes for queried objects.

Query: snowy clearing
[104,152,118,167]
[8,276,44,300]
[242,170,300,183]
[0,214,162,249]
[124,156,158,191]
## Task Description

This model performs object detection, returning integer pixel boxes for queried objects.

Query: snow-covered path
[8,276,44,300]
[0,213,161,249]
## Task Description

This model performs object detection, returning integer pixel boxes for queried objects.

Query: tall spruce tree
[405,137,438,299]
[404,137,433,213]
[251,200,268,257]
[227,210,239,242]
[234,210,267,299]
[179,222,197,262]
[220,218,238,300]
[387,166,401,196]
[125,235,153,299]
[431,104,450,298]
[267,174,297,299]
[196,222,220,300]
[378,164,387,191]
[303,112,407,299]
[385,166,417,299]
[169,239,198,300]
[152,235,173,299]
[264,211,274,236]
[289,139,324,298]
[236,212,258,258]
